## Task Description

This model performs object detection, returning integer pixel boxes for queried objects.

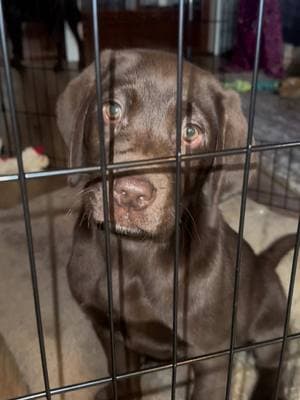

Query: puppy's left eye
[103,101,122,123]
[182,124,203,146]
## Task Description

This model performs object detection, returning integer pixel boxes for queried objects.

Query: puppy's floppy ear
[56,50,116,185]
[219,88,257,194]
[56,64,95,185]
[204,88,257,218]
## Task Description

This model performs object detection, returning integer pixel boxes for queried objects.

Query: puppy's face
[57,50,249,239]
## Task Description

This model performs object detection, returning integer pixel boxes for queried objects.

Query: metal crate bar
[1,140,300,183]
[1,0,299,399]
[0,0,51,399]
[225,0,265,398]
[8,331,300,400]
[91,0,118,398]
[171,0,185,398]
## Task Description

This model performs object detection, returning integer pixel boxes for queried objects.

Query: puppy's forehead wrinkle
[116,85,174,137]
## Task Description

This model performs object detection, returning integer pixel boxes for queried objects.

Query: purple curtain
[230,0,284,78]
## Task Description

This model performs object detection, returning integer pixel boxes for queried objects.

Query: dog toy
[224,79,252,92]
[0,145,49,174]
[279,77,300,98]
[224,79,280,93]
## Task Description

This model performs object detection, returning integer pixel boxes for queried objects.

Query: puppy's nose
[113,177,156,210]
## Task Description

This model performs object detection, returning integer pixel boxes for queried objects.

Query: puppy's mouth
[97,221,147,238]
[90,199,157,238]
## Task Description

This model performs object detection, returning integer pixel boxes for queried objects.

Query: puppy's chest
[110,270,177,358]
[98,242,174,325]
[111,269,170,325]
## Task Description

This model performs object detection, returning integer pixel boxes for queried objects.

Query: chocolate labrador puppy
[57,49,294,399]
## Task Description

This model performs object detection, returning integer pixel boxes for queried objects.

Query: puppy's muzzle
[113,176,157,211]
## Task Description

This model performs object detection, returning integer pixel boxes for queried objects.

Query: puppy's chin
[92,207,174,239]
[97,221,147,238]
[93,209,158,238]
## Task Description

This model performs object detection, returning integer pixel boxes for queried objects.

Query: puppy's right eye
[103,101,122,123]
